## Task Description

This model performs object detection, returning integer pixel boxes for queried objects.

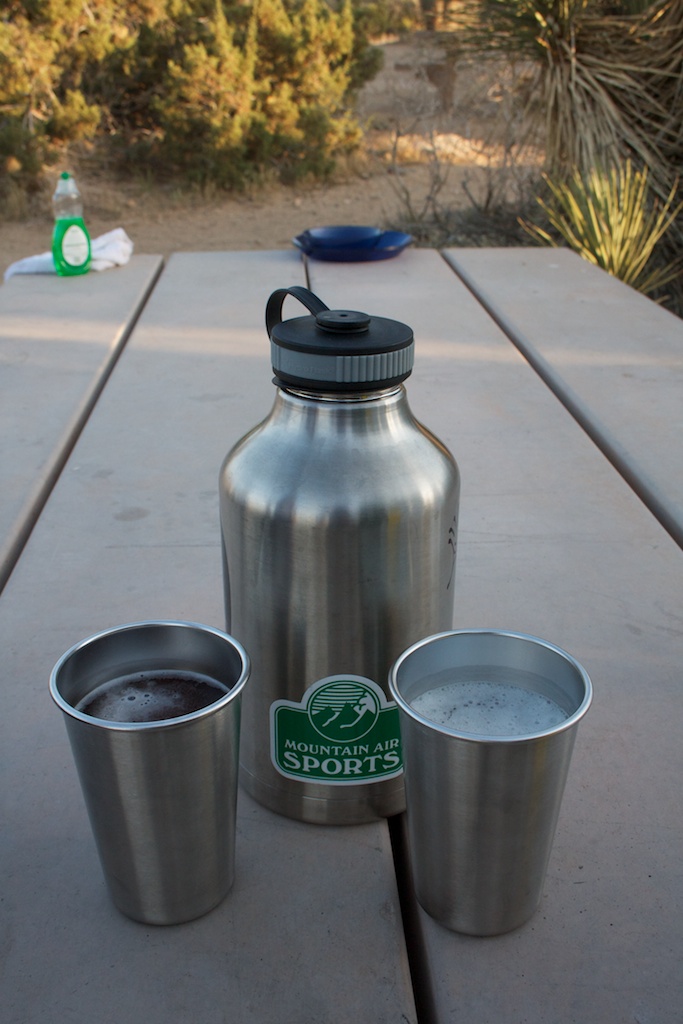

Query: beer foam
[411,679,569,737]
[77,671,229,723]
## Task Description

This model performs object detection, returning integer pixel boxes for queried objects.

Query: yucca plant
[534,2,683,200]
[447,1,682,193]
[525,160,683,297]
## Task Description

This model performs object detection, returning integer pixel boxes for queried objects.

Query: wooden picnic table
[0,256,163,592]
[1,247,681,1024]
[443,247,683,549]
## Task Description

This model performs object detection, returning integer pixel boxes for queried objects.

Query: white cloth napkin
[4,227,134,281]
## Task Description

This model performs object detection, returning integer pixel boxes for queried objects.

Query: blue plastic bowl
[301,225,382,250]
[293,230,413,262]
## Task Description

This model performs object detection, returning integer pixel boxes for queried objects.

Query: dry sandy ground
[0,162,474,279]
[1,39,536,279]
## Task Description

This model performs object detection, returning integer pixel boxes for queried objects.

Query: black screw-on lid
[265,286,414,392]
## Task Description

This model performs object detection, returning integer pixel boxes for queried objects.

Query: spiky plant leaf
[525,159,683,296]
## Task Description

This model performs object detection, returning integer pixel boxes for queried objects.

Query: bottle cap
[266,286,414,392]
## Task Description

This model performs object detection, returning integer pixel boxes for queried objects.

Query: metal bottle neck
[278,383,405,404]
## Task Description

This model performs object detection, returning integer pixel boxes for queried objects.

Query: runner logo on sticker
[270,675,403,785]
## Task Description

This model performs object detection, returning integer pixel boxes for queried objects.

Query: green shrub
[47,91,102,144]
[352,0,420,39]
[0,0,381,194]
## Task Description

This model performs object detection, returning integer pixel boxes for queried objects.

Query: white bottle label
[62,224,89,266]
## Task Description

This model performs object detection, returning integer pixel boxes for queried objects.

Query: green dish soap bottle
[52,172,91,276]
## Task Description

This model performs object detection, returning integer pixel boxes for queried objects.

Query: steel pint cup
[50,621,250,925]
[389,630,592,936]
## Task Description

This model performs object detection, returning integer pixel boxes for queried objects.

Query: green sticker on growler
[270,675,402,785]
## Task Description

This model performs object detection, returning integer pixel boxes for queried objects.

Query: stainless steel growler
[219,286,460,824]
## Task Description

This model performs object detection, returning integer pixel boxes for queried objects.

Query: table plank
[0,256,164,592]
[307,249,683,1024]
[0,251,417,1024]
[443,246,683,548]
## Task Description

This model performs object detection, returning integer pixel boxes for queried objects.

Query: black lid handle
[266,286,329,338]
